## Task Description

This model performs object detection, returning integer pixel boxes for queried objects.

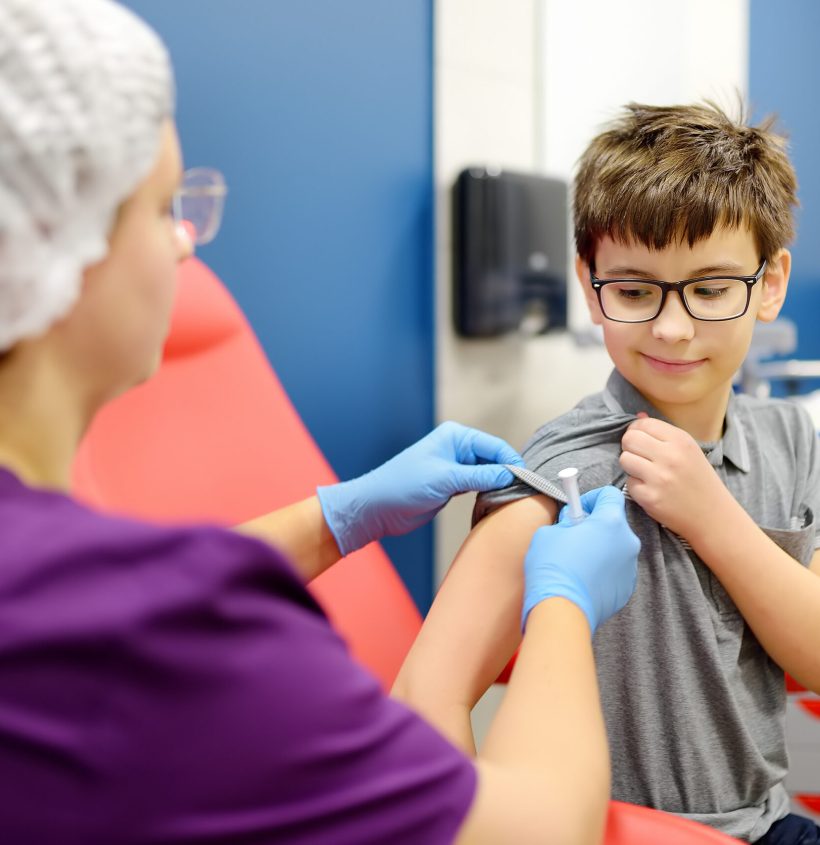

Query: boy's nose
[651,291,695,342]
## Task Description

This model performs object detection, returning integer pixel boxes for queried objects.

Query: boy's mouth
[640,353,707,374]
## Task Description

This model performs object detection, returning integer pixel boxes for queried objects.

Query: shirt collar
[602,369,750,473]
[602,369,650,417]
[715,393,751,472]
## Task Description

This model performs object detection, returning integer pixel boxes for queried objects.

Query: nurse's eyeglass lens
[173,168,227,246]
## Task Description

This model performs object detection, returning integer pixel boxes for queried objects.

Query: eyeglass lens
[173,168,227,246]
[600,278,749,321]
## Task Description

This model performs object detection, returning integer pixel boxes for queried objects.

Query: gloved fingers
[555,485,621,525]
[579,485,626,518]
[524,487,640,634]
[450,463,517,493]
[556,502,578,526]
[449,423,524,468]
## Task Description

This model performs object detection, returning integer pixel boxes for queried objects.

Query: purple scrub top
[0,468,476,844]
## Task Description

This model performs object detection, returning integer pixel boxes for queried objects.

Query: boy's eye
[691,284,729,299]
[613,283,657,302]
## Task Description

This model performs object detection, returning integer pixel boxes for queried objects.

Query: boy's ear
[576,255,603,326]
[756,249,791,323]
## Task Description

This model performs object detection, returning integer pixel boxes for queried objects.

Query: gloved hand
[317,421,523,556]
[522,486,640,634]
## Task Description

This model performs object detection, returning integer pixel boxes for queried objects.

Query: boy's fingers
[622,428,662,461]
[619,450,652,481]
[628,416,676,440]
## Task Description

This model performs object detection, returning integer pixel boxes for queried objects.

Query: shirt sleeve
[473,405,629,526]
[471,412,578,526]
[791,402,820,551]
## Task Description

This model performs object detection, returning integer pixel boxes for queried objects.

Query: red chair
[793,794,820,824]
[605,801,742,844]
[71,257,422,690]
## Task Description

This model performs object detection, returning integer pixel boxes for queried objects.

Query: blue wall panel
[750,0,820,381]
[126,1,435,610]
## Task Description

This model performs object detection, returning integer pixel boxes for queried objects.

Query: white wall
[541,0,749,177]
[435,0,748,743]
[434,0,612,589]
[435,0,749,582]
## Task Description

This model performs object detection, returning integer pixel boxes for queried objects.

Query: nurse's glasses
[173,167,227,246]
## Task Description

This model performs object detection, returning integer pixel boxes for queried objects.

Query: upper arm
[393,495,558,728]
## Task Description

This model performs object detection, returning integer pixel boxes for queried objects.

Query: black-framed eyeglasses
[589,259,768,323]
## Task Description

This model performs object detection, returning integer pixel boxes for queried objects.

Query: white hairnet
[0,0,174,351]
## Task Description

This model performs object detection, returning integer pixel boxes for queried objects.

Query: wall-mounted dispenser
[452,167,568,338]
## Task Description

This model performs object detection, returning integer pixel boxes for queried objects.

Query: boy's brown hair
[574,101,798,265]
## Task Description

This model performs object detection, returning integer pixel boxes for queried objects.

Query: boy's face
[577,227,790,421]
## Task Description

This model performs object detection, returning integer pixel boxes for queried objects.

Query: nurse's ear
[576,255,603,326]
[755,249,790,323]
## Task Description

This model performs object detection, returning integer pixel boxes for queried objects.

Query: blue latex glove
[522,486,640,634]
[317,421,524,556]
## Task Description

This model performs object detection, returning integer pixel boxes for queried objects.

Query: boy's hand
[620,416,735,539]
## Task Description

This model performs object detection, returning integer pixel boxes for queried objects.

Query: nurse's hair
[573,101,798,266]
[0,0,174,352]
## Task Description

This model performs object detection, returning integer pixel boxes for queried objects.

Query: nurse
[0,1,639,843]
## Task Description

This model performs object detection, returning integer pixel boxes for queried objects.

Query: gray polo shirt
[475,369,820,843]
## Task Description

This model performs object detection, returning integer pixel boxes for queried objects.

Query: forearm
[694,499,820,692]
[458,599,609,845]
[235,496,341,582]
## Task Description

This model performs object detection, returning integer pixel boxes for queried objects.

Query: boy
[393,103,820,844]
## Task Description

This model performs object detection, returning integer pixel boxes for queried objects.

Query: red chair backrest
[71,257,422,689]
[605,801,742,844]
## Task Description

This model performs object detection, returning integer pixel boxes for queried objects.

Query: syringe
[558,467,585,524]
